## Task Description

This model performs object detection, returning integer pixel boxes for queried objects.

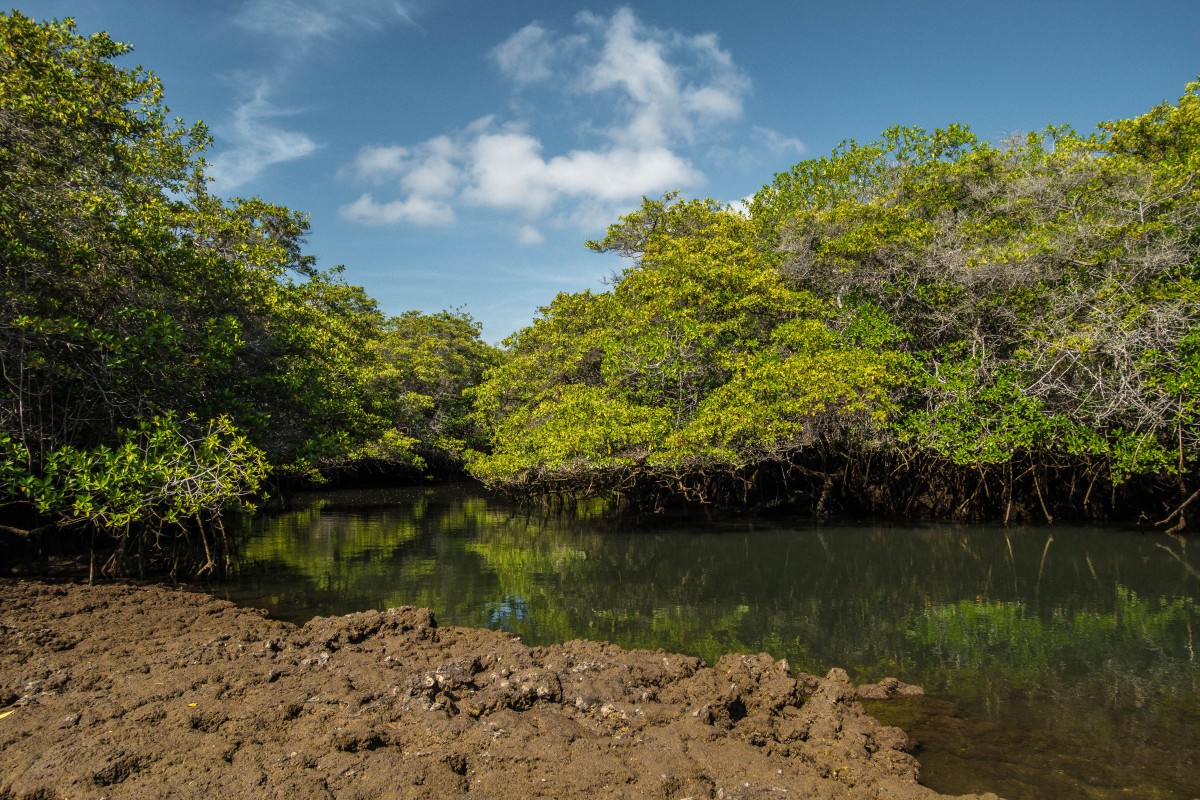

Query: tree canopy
[468,81,1200,527]
[0,12,497,575]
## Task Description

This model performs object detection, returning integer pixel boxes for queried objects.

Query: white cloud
[752,126,806,156]
[464,129,559,214]
[205,84,319,192]
[490,23,556,84]
[542,145,700,201]
[350,145,411,183]
[342,136,463,224]
[462,128,700,214]
[235,0,422,45]
[516,225,545,245]
[579,8,749,147]
[584,9,677,144]
[401,137,460,197]
[343,120,701,226]
[350,137,461,195]
[341,192,456,226]
[686,86,742,119]
[341,7,748,242]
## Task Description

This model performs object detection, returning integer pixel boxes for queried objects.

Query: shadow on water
[212,483,1200,800]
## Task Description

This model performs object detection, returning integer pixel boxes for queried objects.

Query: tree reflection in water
[217,484,1200,800]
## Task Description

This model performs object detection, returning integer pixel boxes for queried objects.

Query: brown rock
[0,579,1001,800]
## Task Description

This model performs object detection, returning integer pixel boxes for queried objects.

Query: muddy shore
[0,579,999,799]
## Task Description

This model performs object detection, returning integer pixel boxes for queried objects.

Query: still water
[214,484,1199,800]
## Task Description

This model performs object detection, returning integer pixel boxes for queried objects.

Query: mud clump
[0,580,1000,799]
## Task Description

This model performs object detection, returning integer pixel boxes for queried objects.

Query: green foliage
[367,310,501,472]
[470,197,905,495]
[895,360,1068,466]
[471,384,674,483]
[472,81,1200,520]
[14,414,266,532]
[677,327,902,466]
[0,13,498,572]
[235,267,394,473]
[3,414,266,575]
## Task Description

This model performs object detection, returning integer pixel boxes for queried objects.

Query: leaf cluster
[469,198,904,496]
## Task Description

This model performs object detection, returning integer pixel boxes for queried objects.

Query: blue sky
[23,0,1200,341]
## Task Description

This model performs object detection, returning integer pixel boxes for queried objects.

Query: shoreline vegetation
[3,9,1200,581]
[470,101,1200,528]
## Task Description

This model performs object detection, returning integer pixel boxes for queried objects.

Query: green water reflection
[216,484,1199,800]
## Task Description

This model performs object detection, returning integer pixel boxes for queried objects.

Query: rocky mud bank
[0,580,999,799]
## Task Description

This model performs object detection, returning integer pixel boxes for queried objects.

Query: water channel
[213,483,1199,800]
